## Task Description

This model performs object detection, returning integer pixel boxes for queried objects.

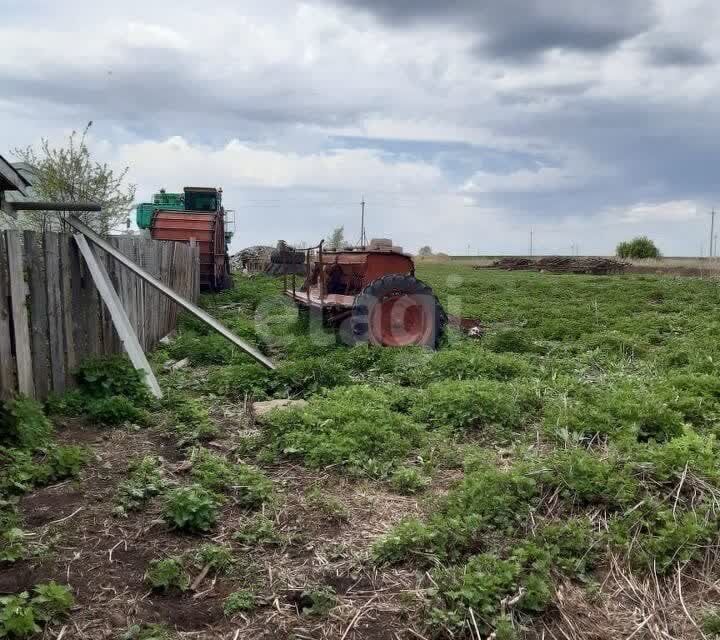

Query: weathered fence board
[0,233,15,399]
[0,231,200,400]
[6,231,34,397]
[24,231,50,399]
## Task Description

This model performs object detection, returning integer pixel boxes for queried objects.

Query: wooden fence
[0,231,200,400]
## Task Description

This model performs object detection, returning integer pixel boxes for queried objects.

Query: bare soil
[3,408,433,640]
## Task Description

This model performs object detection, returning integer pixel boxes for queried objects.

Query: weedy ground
[4,264,720,639]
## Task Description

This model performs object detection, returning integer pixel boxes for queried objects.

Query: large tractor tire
[350,274,446,348]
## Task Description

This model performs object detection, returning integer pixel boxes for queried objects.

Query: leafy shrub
[0,582,73,638]
[617,236,661,259]
[31,581,74,623]
[411,379,535,433]
[0,445,88,495]
[536,518,598,576]
[165,395,218,444]
[224,590,256,616]
[430,544,553,634]
[642,431,720,482]
[545,385,684,444]
[540,448,638,507]
[144,557,190,591]
[45,446,90,480]
[115,457,167,513]
[374,464,539,564]
[389,467,429,495]
[261,386,425,474]
[276,357,351,395]
[234,514,282,546]
[190,448,272,507]
[74,356,149,404]
[205,363,276,400]
[0,397,53,449]
[84,396,146,426]
[191,543,234,573]
[422,347,532,383]
[163,485,219,532]
[0,528,27,563]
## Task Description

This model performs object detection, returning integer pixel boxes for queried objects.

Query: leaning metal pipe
[10,201,103,212]
[66,215,276,370]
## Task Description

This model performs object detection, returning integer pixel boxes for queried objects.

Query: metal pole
[65,215,275,370]
[360,197,366,247]
[710,209,715,258]
[319,240,325,305]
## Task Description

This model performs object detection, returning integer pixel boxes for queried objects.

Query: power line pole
[710,209,715,258]
[359,196,367,247]
[529,229,534,257]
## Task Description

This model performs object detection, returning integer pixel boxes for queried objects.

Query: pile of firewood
[483,256,628,275]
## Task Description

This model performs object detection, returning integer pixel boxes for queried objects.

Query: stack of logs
[483,256,629,275]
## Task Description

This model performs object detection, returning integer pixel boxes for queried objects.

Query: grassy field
[3,264,720,639]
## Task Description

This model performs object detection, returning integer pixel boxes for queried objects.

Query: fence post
[0,232,16,399]
[6,230,34,397]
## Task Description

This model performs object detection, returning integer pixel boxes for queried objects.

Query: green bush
[411,379,535,433]
[163,485,219,532]
[190,448,272,508]
[0,397,53,450]
[74,356,150,404]
[260,385,426,474]
[0,582,73,638]
[296,586,336,616]
[84,395,146,426]
[165,395,218,444]
[115,457,167,513]
[144,557,190,591]
[224,590,256,616]
[234,514,282,546]
[167,333,241,365]
[540,448,638,507]
[545,385,684,444]
[191,543,234,573]
[423,347,532,382]
[389,467,429,495]
[617,236,661,259]
[276,357,351,395]
[205,363,276,399]
[0,445,88,495]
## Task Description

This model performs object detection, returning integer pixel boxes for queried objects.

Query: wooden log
[24,231,50,400]
[44,232,66,394]
[0,232,16,399]
[5,230,34,397]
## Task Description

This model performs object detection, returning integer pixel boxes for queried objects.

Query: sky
[1,0,719,255]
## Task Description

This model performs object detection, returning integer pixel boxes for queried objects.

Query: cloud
[612,200,702,224]
[645,43,713,66]
[326,0,656,60]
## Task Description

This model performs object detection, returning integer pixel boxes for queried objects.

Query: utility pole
[359,196,367,247]
[529,229,534,257]
[710,209,715,258]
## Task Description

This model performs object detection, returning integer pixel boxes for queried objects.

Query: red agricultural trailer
[281,238,446,348]
[136,187,233,291]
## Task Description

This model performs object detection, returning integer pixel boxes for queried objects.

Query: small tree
[616,236,661,259]
[326,226,345,250]
[12,122,136,234]
[418,246,433,257]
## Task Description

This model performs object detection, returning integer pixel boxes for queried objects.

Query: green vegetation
[223,589,256,616]
[616,236,661,259]
[162,485,219,532]
[115,456,167,514]
[144,557,190,592]
[0,582,73,638]
[296,586,337,616]
[190,448,272,507]
[121,624,174,640]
